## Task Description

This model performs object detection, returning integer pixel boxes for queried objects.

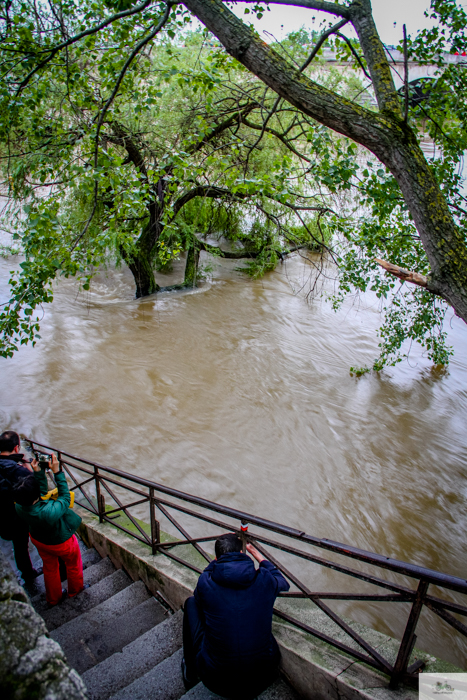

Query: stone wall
[0,548,87,700]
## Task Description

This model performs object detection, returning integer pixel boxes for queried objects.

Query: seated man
[182,533,290,699]
[14,452,84,606]
[0,430,41,583]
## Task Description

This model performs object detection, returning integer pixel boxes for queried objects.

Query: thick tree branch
[197,238,257,259]
[347,0,400,115]
[173,182,331,219]
[183,0,467,323]
[231,0,350,18]
[375,258,428,288]
[183,0,395,154]
[172,184,245,215]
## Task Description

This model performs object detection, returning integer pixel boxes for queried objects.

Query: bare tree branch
[301,18,348,72]
[375,258,428,288]
[403,24,409,123]
[335,31,371,80]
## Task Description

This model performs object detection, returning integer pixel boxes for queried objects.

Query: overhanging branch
[375,258,428,288]
[231,0,350,18]
[182,0,396,155]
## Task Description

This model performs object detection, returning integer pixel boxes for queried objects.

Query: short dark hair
[215,533,243,559]
[0,430,20,453]
[12,475,41,507]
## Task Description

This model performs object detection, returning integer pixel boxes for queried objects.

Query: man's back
[0,456,31,531]
[194,551,289,694]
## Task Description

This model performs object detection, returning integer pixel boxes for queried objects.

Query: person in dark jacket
[0,430,41,582]
[182,533,290,699]
[15,452,84,606]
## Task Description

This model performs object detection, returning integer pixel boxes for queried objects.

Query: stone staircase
[28,537,300,700]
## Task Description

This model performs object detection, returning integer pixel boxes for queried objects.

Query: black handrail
[28,438,467,594]
[26,437,467,688]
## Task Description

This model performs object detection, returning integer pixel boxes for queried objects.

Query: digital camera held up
[36,452,51,470]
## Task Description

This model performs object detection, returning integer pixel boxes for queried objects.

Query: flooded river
[1,250,466,667]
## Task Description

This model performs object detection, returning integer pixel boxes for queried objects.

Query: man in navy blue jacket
[182,533,289,699]
[0,430,41,582]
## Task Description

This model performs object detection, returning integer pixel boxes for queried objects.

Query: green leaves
[0,2,463,374]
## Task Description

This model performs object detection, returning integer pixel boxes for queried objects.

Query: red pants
[31,534,83,606]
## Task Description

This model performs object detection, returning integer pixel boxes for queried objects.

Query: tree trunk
[123,212,162,298]
[184,241,200,287]
[127,250,159,298]
[182,0,467,323]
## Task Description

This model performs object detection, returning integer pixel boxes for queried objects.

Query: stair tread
[51,585,167,674]
[42,568,132,631]
[31,557,115,611]
[180,677,299,700]
[81,547,102,568]
[83,610,183,700]
[108,648,185,700]
[82,597,169,672]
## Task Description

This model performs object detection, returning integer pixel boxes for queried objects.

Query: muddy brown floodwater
[1,250,466,667]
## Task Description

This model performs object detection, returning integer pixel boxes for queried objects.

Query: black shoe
[181,657,198,691]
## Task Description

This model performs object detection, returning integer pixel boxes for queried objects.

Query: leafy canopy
[1,0,466,373]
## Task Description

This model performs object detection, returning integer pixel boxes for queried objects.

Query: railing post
[240,521,249,553]
[150,487,161,555]
[390,579,429,689]
[94,465,105,523]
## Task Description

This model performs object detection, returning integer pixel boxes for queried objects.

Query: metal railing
[27,438,467,688]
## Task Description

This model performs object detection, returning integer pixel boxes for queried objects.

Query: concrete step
[81,546,102,569]
[51,583,168,674]
[180,677,299,699]
[42,568,132,631]
[76,537,104,567]
[83,610,183,700]
[81,597,169,671]
[108,647,186,700]
[31,557,115,611]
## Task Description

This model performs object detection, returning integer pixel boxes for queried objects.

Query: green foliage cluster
[1,0,466,374]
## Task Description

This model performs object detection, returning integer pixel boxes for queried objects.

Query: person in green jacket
[15,453,84,606]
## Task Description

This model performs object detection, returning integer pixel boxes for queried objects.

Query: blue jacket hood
[208,552,258,589]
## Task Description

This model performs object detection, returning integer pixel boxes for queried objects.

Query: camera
[36,452,51,469]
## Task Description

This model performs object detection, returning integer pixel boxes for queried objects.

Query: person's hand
[22,458,34,473]
[246,543,266,563]
[30,459,40,473]
[50,454,60,474]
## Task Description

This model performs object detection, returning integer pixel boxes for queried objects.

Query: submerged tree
[0,15,348,355]
[1,0,467,371]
